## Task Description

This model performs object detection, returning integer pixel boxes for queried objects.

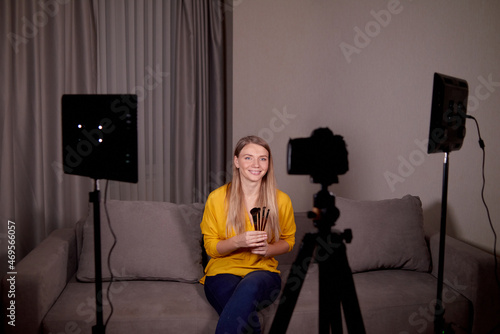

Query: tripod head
[307,183,352,244]
[308,183,339,231]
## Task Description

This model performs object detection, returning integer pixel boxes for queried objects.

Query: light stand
[90,179,105,334]
[426,73,469,334]
[62,94,139,334]
[434,153,453,334]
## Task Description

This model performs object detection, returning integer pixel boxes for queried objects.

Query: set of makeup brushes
[250,207,270,231]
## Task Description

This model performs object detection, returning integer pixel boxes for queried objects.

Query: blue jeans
[204,270,282,334]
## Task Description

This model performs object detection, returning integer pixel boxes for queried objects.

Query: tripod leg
[317,231,366,334]
[337,241,365,333]
[338,247,365,334]
[269,232,318,334]
[317,232,343,334]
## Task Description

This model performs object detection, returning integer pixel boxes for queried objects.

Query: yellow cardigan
[200,184,296,284]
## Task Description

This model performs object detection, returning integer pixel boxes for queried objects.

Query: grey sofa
[3,195,500,334]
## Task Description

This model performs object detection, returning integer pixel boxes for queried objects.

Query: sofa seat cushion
[43,277,218,334]
[352,270,472,333]
[270,265,471,334]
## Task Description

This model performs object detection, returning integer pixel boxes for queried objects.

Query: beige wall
[232,0,500,255]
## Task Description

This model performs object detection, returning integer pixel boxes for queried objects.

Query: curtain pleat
[207,1,229,200]
[0,0,96,266]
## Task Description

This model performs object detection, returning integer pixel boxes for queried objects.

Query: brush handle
[262,208,270,231]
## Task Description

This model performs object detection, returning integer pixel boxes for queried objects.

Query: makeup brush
[250,207,260,230]
[262,208,270,231]
[261,206,266,231]
[257,208,261,231]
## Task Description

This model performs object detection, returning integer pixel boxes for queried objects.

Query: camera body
[287,127,348,185]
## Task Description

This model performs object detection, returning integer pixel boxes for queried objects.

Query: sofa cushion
[77,200,205,283]
[335,195,431,273]
[43,278,218,334]
[278,195,431,273]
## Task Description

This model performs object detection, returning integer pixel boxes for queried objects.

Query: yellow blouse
[200,184,296,284]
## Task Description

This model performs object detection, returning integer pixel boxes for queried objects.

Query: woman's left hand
[250,239,269,257]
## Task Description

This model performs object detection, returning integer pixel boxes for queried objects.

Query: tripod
[269,185,365,334]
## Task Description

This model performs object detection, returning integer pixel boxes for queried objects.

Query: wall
[232,0,500,255]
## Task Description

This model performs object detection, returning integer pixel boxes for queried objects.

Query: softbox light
[62,94,138,183]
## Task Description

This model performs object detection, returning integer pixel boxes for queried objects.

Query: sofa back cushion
[278,195,431,273]
[77,200,205,283]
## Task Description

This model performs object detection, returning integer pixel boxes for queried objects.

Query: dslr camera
[287,127,349,185]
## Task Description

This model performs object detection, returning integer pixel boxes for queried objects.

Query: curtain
[0,0,228,268]
[93,0,228,204]
[0,0,96,267]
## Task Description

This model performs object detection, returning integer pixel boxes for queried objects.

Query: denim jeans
[204,270,282,334]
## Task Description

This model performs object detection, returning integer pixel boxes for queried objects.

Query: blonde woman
[200,136,296,333]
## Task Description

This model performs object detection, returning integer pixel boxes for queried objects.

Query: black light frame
[62,94,138,183]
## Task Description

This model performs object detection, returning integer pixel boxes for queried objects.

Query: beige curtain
[94,0,228,204]
[0,0,96,267]
[0,0,228,268]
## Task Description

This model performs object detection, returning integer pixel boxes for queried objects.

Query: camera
[287,127,349,185]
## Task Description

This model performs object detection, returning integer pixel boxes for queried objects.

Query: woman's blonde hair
[225,136,280,242]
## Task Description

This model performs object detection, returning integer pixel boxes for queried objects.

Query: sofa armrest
[429,233,500,333]
[2,228,77,334]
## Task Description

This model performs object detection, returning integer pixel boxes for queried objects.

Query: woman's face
[234,143,269,184]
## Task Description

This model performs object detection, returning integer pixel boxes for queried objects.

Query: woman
[200,136,296,333]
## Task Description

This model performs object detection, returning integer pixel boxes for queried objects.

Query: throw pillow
[333,195,430,273]
[77,200,205,283]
